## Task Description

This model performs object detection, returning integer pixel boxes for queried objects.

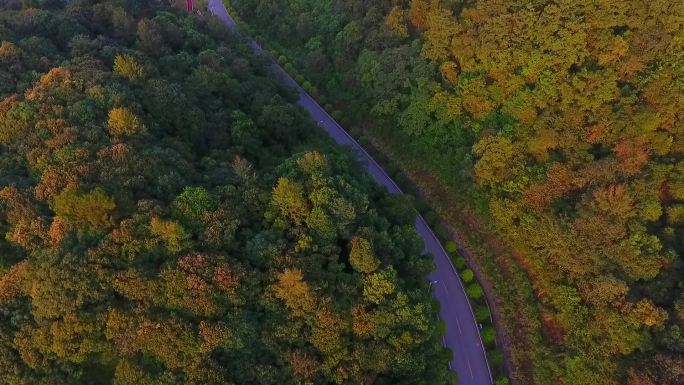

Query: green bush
[295,74,305,84]
[324,103,334,112]
[393,174,409,190]
[309,87,320,99]
[488,349,504,369]
[434,224,449,241]
[332,110,343,121]
[284,63,295,74]
[453,256,467,270]
[474,305,490,322]
[494,377,510,385]
[460,269,474,283]
[424,210,439,226]
[302,80,313,89]
[445,241,458,253]
[438,319,447,335]
[432,298,442,312]
[403,185,419,197]
[386,163,400,177]
[467,283,483,300]
[414,199,430,214]
[277,55,287,65]
[481,326,496,344]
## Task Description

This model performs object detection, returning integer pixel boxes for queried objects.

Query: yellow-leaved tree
[107,107,145,137]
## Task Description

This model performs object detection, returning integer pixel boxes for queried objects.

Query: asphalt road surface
[207,1,493,384]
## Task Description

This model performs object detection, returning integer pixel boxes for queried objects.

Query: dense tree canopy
[0,1,452,384]
[229,0,684,384]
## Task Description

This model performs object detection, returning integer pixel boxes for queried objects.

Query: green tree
[172,186,218,229]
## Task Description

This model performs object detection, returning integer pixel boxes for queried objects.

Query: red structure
[186,0,193,12]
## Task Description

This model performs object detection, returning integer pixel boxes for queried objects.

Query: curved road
[206,1,492,384]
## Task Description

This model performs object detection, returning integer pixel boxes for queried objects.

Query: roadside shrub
[453,256,467,270]
[278,55,287,65]
[474,305,490,322]
[495,377,510,385]
[488,349,504,369]
[438,320,447,335]
[424,210,438,226]
[467,283,483,300]
[284,63,295,74]
[445,241,458,253]
[481,326,496,344]
[324,103,334,112]
[460,269,474,283]
[403,185,419,197]
[432,298,441,312]
[386,163,400,177]
[295,74,305,84]
[434,224,448,241]
[414,199,430,214]
[394,174,409,190]
[332,110,343,120]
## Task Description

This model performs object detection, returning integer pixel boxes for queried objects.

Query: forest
[0,1,454,384]
[226,0,684,384]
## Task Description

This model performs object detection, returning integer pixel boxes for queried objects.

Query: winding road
[206,1,492,384]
